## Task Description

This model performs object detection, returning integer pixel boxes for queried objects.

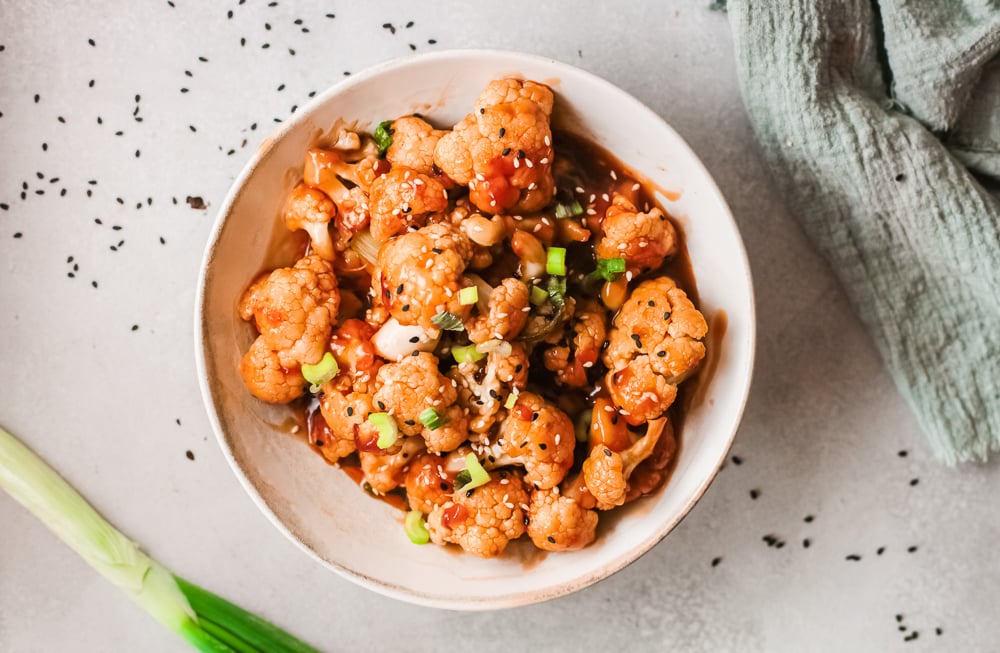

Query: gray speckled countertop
[1,1,997,651]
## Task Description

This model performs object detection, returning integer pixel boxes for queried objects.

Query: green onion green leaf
[431,311,465,331]
[368,412,399,449]
[404,511,430,545]
[373,120,394,158]
[458,286,479,306]
[419,407,447,431]
[553,201,584,219]
[301,352,339,392]
[453,453,490,492]
[529,285,548,307]
[451,344,486,364]
[593,257,626,282]
[546,247,567,276]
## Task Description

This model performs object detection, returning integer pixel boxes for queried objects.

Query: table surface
[1,1,997,651]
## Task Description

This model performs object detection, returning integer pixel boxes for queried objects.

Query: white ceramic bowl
[196,49,755,610]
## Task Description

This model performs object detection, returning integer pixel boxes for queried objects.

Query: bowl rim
[194,47,756,610]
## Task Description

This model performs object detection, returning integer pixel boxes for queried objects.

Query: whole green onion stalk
[0,424,318,653]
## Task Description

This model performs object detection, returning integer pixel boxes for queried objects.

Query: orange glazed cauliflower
[368,166,449,243]
[465,277,531,344]
[386,115,447,175]
[527,486,599,552]
[596,194,678,275]
[602,276,707,424]
[374,223,473,330]
[496,392,575,490]
[359,436,426,495]
[239,254,340,369]
[434,79,555,214]
[282,183,336,261]
[582,417,667,509]
[427,471,529,558]
[542,298,607,388]
[405,452,455,513]
[239,336,305,403]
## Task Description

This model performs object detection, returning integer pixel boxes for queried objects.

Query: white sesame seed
[533,223,542,233]
[586,208,597,215]
[493,332,503,339]
[603,404,615,413]
[552,486,560,495]
[513,158,520,169]
[414,178,424,186]
[544,135,551,146]
[602,193,610,202]
[631,183,640,191]
[520,503,529,511]
[497,312,508,318]
[617,243,627,250]
[626,271,634,281]
[528,183,536,190]
[438,385,445,393]
[490,200,497,207]
[575,186,585,194]
[525,159,533,168]
[476,173,485,181]
[539,157,549,165]
[583,361,594,368]
[392,208,401,216]
[540,217,551,226]
[504,502,514,509]
[554,433,561,445]
[425,259,434,268]
[619,408,631,415]
[638,241,648,248]
[610,170,617,180]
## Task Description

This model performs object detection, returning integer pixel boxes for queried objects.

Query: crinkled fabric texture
[728,0,1000,462]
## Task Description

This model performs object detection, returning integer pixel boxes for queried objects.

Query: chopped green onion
[419,407,447,431]
[452,344,486,364]
[373,120,394,157]
[458,286,479,306]
[553,201,584,219]
[368,412,399,449]
[547,275,567,311]
[431,311,465,331]
[0,425,319,653]
[350,230,381,266]
[504,392,518,409]
[453,453,491,492]
[546,247,567,276]
[593,257,626,282]
[530,285,549,306]
[404,511,430,545]
[301,352,339,392]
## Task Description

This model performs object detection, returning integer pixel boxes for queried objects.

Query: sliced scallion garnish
[529,285,548,306]
[458,286,479,306]
[431,311,465,331]
[546,247,567,276]
[553,201,584,219]
[404,510,430,545]
[453,453,491,492]
[373,120,394,157]
[504,392,518,410]
[301,352,339,392]
[593,257,626,282]
[368,412,399,449]
[419,407,447,431]
[451,344,486,364]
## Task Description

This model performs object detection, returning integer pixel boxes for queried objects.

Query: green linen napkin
[726,0,1000,462]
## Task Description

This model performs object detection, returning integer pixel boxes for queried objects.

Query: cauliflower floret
[239,336,304,403]
[311,392,358,463]
[317,388,374,463]
[527,487,598,552]
[405,452,454,513]
[283,183,335,261]
[239,255,340,369]
[434,79,555,214]
[328,318,383,395]
[466,277,530,344]
[447,344,529,435]
[386,116,447,175]
[542,298,607,388]
[372,352,465,452]
[359,436,426,495]
[368,166,449,243]
[596,194,678,274]
[601,276,707,424]
[303,148,378,241]
[496,392,575,490]
[582,417,666,510]
[426,471,529,558]
[375,223,473,330]
[625,417,678,503]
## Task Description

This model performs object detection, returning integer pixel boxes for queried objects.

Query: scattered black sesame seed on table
[185,450,195,461]
[907,546,918,553]
[710,557,722,567]
[131,325,139,332]
[802,538,810,548]
[877,546,885,555]
[909,478,919,486]
[845,554,861,561]
[749,489,759,499]
[804,515,814,523]
[731,455,742,465]
[175,419,181,426]
[898,449,907,457]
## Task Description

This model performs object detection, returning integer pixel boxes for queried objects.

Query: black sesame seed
[185,450,194,460]
[907,545,918,553]
[845,554,861,561]
[630,334,642,348]
[408,43,416,51]
[775,541,785,549]
[479,108,485,114]
[603,448,611,457]
[465,489,474,498]
[514,364,523,373]
[402,304,410,312]
[489,389,500,400]
[131,324,139,332]
[377,401,386,410]
[346,407,354,416]
[663,311,671,320]
[877,546,886,555]
[539,443,547,450]
[91,281,98,288]
[547,536,555,543]
[397,284,404,294]
[531,412,539,421]
[13,232,22,239]
[502,148,511,156]
[803,538,811,548]
[804,515,814,523]
[411,350,419,357]
[431,247,442,254]
[498,128,505,138]
[898,449,908,457]
[731,455,742,465]
[710,557,722,567]
[656,350,666,357]
[33,94,40,103]
[749,489,759,499]
[910,478,919,486]
[409,336,420,343]
[404,419,415,426]
[315,440,324,447]
[523,516,530,526]
[935,628,942,636]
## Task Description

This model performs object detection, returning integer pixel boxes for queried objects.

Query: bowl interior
[197,50,754,609]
